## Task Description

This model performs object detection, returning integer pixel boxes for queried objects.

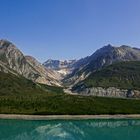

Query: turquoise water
[0,119,140,140]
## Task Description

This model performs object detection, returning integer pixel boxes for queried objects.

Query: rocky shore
[0,114,140,120]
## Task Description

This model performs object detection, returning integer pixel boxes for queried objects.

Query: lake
[0,119,140,140]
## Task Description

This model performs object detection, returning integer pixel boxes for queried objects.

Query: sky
[0,0,140,62]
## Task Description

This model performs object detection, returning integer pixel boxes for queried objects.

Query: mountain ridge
[0,40,62,86]
[72,61,140,98]
[43,59,77,76]
[63,44,140,86]
[1,39,140,91]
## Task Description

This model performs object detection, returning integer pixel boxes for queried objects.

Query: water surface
[0,119,140,140]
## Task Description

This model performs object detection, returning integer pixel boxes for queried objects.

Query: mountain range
[0,40,62,86]
[62,44,140,85]
[0,39,140,98]
[43,59,76,76]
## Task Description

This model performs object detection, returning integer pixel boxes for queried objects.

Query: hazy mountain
[64,44,140,86]
[0,40,61,86]
[43,59,77,76]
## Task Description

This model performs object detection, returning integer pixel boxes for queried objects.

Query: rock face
[70,60,140,98]
[25,56,62,86]
[0,60,18,76]
[64,44,140,85]
[73,87,140,98]
[0,40,38,80]
[43,59,76,70]
[43,59,77,76]
[0,40,61,86]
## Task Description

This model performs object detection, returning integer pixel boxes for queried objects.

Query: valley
[0,39,140,114]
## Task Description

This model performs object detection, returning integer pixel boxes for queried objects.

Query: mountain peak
[43,59,77,76]
[106,44,113,47]
[0,39,62,86]
[43,59,77,70]
[102,44,132,50]
[0,39,15,49]
[103,44,114,49]
[120,45,131,49]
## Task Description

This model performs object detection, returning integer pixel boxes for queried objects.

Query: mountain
[72,61,140,98]
[43,59,77,76]
[0,40,61,86]
[1,39,140,90]
[25,56,62,86]
[0,71,45,95]
[0,70,64,96]
[2,70,140,115]
[64,44,140,86]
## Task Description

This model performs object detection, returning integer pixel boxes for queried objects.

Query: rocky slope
[0,40,61,86]
[72,87,140,98]
[64,44,140,86]
[72,61,140,98]
[43,59,77,76]
[25,56,62,86]
[0,71,45,95]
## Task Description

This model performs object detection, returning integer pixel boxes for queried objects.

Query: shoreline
[0,114,140,120]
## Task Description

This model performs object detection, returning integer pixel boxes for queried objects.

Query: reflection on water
[0,119,140,140]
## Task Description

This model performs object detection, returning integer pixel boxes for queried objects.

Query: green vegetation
[0,72,45,95]
[1,95,140,114]
[0,72,64,95]
[39,84,64,94]
[83,61,140,90]
[0,70,140,115]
